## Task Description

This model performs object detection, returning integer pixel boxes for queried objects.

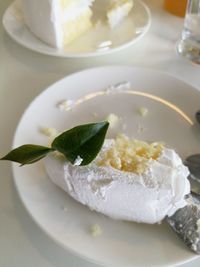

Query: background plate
[12,66,200,267]
[2,0,151,58]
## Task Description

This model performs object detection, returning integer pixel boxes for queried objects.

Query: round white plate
[12,66,200,267]
[2,0,151,58]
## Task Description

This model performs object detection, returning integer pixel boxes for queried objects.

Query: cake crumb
[39,127,58,138]
[89,224,102,237]
[105,81,131,94]
[93,112,99,118]
[107,0,134,29]
[138,107,148,117]
[97,134,163,174]
[106,113,119,128]
[57,99,74,111]
[60,205,68,212]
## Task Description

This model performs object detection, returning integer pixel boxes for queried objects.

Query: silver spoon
[166,111,200,254]
[166,192,200,254]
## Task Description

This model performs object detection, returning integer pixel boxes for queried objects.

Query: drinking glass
[177,0,200,64]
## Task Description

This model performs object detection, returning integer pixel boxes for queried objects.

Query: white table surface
[0,0,200,266]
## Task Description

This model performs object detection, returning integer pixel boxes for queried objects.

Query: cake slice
[21,0,94,48]
[107,0,134,29]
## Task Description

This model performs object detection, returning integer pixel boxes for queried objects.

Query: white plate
[2,0,151,58]
[12,66,200,267]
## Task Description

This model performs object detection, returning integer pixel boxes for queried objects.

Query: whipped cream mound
[21,0,94,48]
[44,135,190,224]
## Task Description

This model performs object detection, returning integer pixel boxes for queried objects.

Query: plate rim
[12,66,200,267]
[2,0,151,58]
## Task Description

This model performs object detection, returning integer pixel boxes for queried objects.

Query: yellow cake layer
[62,8,93,45]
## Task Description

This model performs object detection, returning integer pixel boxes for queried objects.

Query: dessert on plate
[45,133,190,224]
[21,0,94,48]
[21,0,134,48]
[3,121,200,254]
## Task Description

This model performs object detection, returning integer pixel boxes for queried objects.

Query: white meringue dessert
[44,134,190,224]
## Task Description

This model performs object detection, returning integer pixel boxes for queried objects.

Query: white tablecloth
[0,0,200,266]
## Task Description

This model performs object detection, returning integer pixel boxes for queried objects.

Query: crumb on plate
[106,113,119,128]
[56,99,74,111]
[138,107,148,117]
[89,224,102,237]
[39,127,58,138]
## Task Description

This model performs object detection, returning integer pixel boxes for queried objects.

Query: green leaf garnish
[0,122,109,166]
[52,121,109,165]
[1,145,53,165]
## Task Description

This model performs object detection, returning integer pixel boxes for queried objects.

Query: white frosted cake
[45,134,190,224]
[21,0,94,48]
